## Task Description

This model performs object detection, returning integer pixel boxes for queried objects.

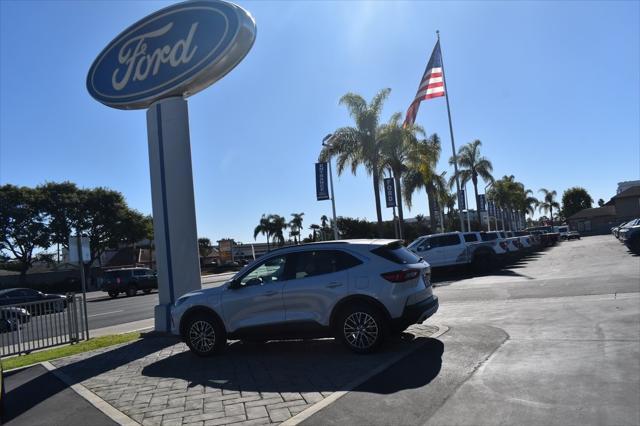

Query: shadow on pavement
[3,364,117,425]
[139,334,443,394]
[53,334,178,381]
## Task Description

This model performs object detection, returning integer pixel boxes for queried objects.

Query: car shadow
[140,335,444,395]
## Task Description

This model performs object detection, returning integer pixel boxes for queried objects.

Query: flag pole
[437,30,465,233]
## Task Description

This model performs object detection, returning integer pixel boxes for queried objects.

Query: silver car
[171,240,438,356]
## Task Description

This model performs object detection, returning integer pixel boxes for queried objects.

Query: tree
[449,139,494,229]
[198,237,213,257]
[309,224,320,242]
[254,214,272,251]
[538,188,561,227]
[402,134,442,231]
[269,215,288,247]
[561,187,593,219]
[597,198,605,207]
[488,175,523,230]
[379,112,425,238]
[289,213,304,244]
[76,187,138,267]
[38,181,82,262]
[0,185,51,282]
[319,88,391,235]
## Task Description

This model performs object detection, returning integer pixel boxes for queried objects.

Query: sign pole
[464,184,471,231]
[75,236,90,340]
[328,159,339,240]
[147,97,202,332]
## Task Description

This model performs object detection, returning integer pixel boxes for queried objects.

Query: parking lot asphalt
[301,235,640,425]
[2,364,117,426]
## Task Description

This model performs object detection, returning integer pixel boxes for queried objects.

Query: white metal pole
[328,159,339,240]
[464,185,471,232]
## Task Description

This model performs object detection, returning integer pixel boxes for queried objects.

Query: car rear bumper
[391,295,439,332]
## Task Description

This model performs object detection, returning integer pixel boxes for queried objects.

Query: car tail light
[381,269,420,283]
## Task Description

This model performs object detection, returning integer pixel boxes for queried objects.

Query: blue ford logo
[87,0,256,110]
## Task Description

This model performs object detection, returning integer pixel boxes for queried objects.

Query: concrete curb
[42,360,141,426]
[281,324,451,426]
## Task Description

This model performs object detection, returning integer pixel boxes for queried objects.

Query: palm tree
[402,134,442,231]
[538,188,560,227]
[379,112,425,238]
[488,176,517,230]
[253,214,272,251]
[309,224,320,242]
[449,140,494,229]
[319,88,391,235]
[289,212,304,244]
[269,215,288,247]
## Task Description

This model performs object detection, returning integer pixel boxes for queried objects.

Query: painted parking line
[88,310,123,318]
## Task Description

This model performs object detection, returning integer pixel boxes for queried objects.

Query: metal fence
[0,294,87,357]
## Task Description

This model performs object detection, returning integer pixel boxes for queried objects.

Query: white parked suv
[171,240,438,356]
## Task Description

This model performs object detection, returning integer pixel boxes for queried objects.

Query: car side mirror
[228,279,241,290]
[245,277,263,287]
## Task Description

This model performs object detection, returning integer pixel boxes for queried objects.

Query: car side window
[288,250,360,279]
[290,251,336,279]
[239,256,287,287]
[464,233,477,242]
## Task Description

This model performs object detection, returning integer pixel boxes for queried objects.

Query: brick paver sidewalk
[52,324,438,426]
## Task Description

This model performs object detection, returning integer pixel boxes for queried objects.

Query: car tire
[629,236,640,254]
[126,286,137,297]
[184,313,227,357]
[108,291,118,298]
[336,303,387,354]
[143,289,152,294]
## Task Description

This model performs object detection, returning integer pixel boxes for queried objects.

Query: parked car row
[612,218,640,253]
[408,229,557,274]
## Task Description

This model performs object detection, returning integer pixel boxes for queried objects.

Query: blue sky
[1,1,638,244]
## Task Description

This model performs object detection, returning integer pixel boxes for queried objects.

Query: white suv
[171,240,438,356]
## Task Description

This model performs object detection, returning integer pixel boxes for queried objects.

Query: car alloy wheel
[343,311,379,351]
[189,320,216,354]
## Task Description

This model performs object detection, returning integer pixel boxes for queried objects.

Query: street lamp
[321,133,339,240]
[485,181,496,231]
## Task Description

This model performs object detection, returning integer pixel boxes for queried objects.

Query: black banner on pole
[384,178,396,207]
[458,189,466,210]
[478,194,486,212]
[315,162,330,201]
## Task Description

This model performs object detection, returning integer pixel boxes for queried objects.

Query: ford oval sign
[87,0,256,110]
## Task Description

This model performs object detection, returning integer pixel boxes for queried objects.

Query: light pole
[484,181,494,231]
[322,134,339,240]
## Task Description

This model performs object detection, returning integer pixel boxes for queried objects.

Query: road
[301,235,640,425]
[84,272,235,331]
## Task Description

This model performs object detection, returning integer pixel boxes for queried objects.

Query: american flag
[404,40,445,127]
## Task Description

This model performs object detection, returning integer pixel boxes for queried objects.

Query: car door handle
[326,282,343,288]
